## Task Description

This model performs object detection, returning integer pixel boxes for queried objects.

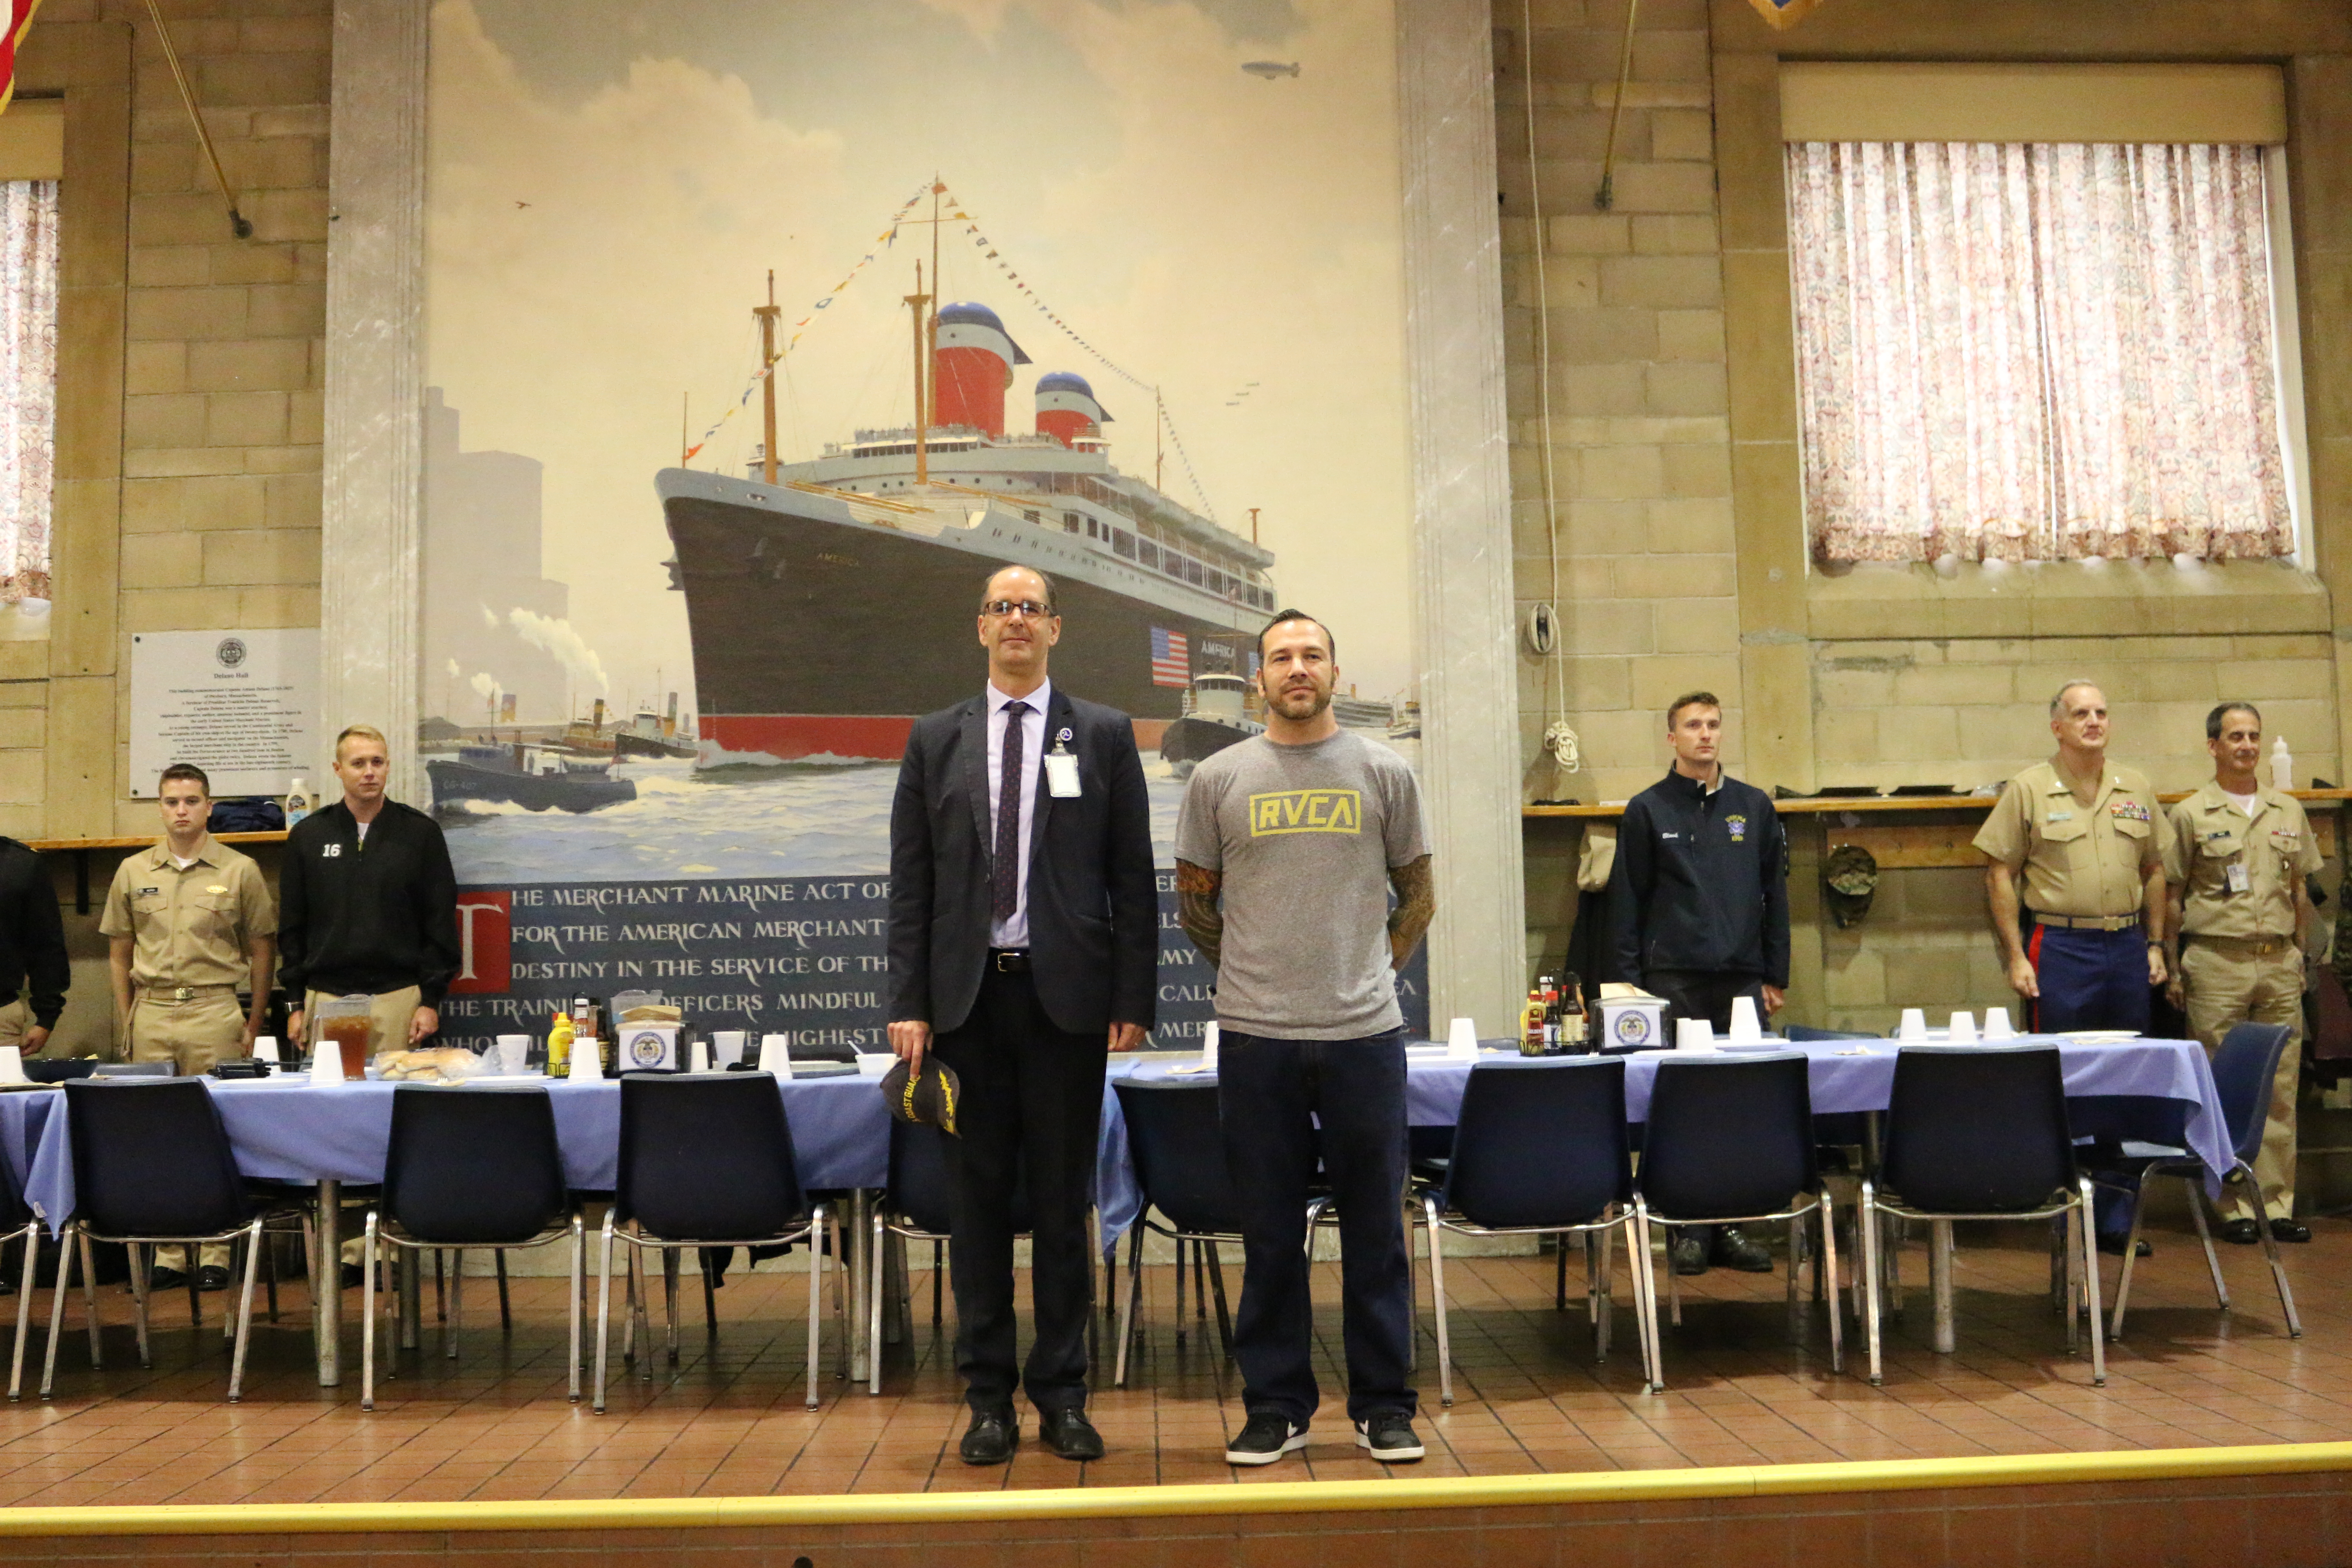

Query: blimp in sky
[1241,61,1301,80]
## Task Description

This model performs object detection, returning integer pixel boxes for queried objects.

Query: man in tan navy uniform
[1975,680,2171,1252]
[101,762,276,1289]
[2163,701,2321,1246]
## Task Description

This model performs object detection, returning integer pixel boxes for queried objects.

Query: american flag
[0,0,37,113]
[1150,627,1189,688]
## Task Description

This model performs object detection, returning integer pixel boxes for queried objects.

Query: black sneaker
[1354,1414,1424,1462]
[196,1266,232,1292]
[1225,1411,1308,1466]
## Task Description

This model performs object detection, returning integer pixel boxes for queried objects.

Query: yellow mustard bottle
[547,1010,573,1075]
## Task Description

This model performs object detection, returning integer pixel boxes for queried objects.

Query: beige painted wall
[1505,0,2352,1022]
[10,0,325,1054]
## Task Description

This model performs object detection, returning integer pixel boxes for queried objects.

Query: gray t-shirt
[1173,729,1428,1039]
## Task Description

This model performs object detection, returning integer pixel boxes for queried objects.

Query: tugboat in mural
[427,739,638,815]
[657,189,1283,765]
[613,694,696,760]
[1159,671,1263,778]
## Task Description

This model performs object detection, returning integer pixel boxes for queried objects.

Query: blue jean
[1218,1029,1416,1428]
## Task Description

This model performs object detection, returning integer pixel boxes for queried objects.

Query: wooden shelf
[24,831,288,853]
[1526,787,2352,820]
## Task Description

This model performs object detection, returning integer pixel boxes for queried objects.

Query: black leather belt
[990,949,1031,974]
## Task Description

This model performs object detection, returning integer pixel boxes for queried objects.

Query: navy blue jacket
[1608,769,1790,988]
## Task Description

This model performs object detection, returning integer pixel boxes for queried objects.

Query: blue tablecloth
[0,1037,2226,1243]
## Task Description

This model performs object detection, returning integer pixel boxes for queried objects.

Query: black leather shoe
[2270,1217,2312,1244]
[1038,1406,1104,1461]
[2220,1219,2262,1245]
[1669,1235,1710,1276]
[148,1267,189,1292]
[2096,1233,2152,1258]
[340,1263,366,1290]
[960,1408,1018,1465]
[1712,1226,1775,1274]
[196,1265,232,1292]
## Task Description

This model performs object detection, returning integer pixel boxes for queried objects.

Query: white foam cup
[689,1037,711,1074]
[493,1034,529,1073]
[567,1036,602,1081]
[1677,1017,1715,1052]
[1983,1007,2015,1040]
[310,1041,345,1086]
[758,1033,791,1076]
[1727,995,1763,1041]
[1446,1016,1479,1059]
[1898,1008,1929,1041]
[713,1030,747,1068]
[250,1035,280,1063]
[1200,1021,1219,1071]
[0,1046,26,1084]
[1948,1011,1978,1044]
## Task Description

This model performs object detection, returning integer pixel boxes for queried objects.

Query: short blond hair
[334,724,389,760]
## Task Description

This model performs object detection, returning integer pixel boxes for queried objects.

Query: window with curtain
[1786,142,2294,565]
[0,178,55,602]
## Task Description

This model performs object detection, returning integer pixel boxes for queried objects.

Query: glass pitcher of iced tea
[315,995,374,1080]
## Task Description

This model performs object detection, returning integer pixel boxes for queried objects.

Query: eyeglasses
[982,599,1054,619]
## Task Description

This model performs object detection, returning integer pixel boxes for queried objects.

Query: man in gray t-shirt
[1174,610,1435,1470]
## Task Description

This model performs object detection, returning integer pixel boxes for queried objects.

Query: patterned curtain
[0,179,54,602]
[1787,142,2293,565]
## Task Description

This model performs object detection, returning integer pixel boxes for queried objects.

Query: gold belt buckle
[172,985,192,1002]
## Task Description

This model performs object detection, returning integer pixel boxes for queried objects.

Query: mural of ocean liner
[659,254,1278,765]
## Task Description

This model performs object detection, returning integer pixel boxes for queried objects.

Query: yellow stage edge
[2,1440,2349,1536]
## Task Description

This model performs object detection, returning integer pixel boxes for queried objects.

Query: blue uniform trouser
[2029,923,2151,1237]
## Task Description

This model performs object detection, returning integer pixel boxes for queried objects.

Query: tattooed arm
[1388,854,1435,971]
[1176,858,1223,971]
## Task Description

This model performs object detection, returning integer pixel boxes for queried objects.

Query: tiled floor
[0,1213,2345,1506]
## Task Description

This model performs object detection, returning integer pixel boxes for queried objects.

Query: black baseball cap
[881,1057,960,1136]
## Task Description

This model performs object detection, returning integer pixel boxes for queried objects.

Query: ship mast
[905,261,933,485]
[754,270,781,483]
[1155,387,1165,494]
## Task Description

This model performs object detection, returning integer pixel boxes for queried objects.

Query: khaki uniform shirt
[99,839,276,989]
[2164,781,2321,940]
[1972,759,2170,919]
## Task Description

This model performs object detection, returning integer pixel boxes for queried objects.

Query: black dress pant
[930,964,1107,1415]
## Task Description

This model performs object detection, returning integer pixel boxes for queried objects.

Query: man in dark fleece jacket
[1608,690,1790,1278]
[280,724,460,1057]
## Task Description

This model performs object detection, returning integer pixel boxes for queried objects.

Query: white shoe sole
[1225,1429,1309,1466]
[1355,1427,1425,1461]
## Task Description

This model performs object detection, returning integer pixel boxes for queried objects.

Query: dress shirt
[986,677,1050,948]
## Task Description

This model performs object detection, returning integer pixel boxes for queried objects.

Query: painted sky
[424,0,1414,711]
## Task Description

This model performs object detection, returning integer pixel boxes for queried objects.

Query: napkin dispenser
[1596,986,1668,1054]
[618,1024,681,1072]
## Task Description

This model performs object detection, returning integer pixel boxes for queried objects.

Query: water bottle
[2272,737,2294,791]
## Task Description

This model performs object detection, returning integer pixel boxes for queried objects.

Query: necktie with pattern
[992,701,1029,929]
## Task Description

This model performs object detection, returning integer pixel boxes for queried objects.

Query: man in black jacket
[280,724,462,1058]
[888,564,1156,1466]
[0,838,68,1056]
[1608,690,1790,1277]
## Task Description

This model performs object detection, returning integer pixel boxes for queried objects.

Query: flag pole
[142,0,250,238]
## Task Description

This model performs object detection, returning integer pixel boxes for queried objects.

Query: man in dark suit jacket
[888,564,1157,1465]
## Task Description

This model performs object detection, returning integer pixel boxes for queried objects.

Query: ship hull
[614,731,695,760]
[428,760,638,814]
[663,474,1262,763]
[1159,714,1259,774]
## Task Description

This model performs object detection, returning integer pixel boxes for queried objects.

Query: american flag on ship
[1149,628,1189,688]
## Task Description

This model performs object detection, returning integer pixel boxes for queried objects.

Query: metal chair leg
[867,1208,884,1396]
[1193,1239,1210,1323]
[1423,1196,1452,1406]
[700,1250,717,1338]
[2076,1177,2107,1385]
[1204,1242,1234,1357]
[39,1224,73,1400]
[2244,1164,2303,1338]
[662,1249,681,1368]
[567,1215,584,1403]
[6,1222,34,1403]
[130,1243,153,1369]
[1819,1190,1844,1374]
[447,1250,465,1360]
[1630,1198,1662,1392]
[77,1230,100,1369]
[2186,1176,2229,1310]
[1114,1224,1144,1388]
[434,1248,447,1322]
[499,1249,514,1333]
[805,1206,827,1411]
[361,1215,380,1411]
[227,1219,262,1403]
[592,1213,617,1414]
[1859,1182,1885,1386]
[1172,1228,1187,1348]
[2109,1183,2151,1340]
